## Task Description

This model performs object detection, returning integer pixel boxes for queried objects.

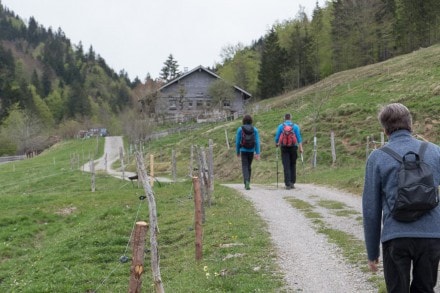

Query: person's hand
[255,154,260,160]
[275,143,279,148]
[368,258,379,272]
[237,154,240,158]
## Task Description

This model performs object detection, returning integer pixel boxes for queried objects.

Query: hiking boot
[291,184,295,189]
[245,181,250,190]
[285,185,291,190]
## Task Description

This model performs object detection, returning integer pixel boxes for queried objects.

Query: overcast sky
[2,0,326,81]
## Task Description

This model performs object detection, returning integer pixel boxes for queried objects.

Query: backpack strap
[379,145,403,214]
[380,146,402,163]
[418,141,428,160]
[381,142,428,161]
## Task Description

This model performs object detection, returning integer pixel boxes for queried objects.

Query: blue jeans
[382,237,440,293]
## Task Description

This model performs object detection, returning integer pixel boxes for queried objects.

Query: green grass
[0,139,284,292]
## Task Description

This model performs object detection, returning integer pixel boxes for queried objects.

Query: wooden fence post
[189,145,194,177]
[120,147,125,180]
[312,136,318,168]
[195,146,206,223]
[330,131,336,166]
[366,136,370,159]
[208,139,214,193]
[135,152,164,293]
[224,128,230,149]
[150,154,154,187]
[193,177,203,261]
[172,149,177,183]
[89,159,95,192]
[128,221,149,293]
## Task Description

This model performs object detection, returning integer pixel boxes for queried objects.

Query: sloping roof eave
[159,65,251,98]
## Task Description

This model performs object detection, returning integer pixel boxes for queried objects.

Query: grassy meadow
[0,138,283,292]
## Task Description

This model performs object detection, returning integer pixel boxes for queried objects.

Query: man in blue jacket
[275,113,303,189]
[363,103,440,292]
[236,114,260,190]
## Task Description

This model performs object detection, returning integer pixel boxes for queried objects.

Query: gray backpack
[380,142,439,222]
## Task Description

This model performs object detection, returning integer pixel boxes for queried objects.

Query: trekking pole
[301,152,305,174]
[276,146,279,189]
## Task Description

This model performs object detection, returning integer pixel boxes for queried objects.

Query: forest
[1,0,440,155]
[220,0,440,99]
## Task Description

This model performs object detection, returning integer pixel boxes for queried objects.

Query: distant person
[274,113,303,189]
[236,114,260,190]
[363,103,440,292]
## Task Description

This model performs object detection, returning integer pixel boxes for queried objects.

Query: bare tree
[0,105,46,154]
[208,79,234,113]
[120,108,154,145]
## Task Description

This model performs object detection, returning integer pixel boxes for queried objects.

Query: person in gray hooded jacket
[362,103,440,293]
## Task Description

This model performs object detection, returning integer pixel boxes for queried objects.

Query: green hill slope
[143,44,440,194]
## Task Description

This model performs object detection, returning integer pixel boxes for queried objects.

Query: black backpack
[240,125,255,149]
[380,142,439,222]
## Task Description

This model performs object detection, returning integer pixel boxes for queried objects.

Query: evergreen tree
[41,64,52,97]
[0,45,16,121]
[87,45,95,62]
[67,81,91,118]
[284,12,316,90]
[27,17,40,45]
[375,0,397,61]
[257,28,286,99]
[395,0,440,53]
[160,54,180,82]
[310,2,333,78]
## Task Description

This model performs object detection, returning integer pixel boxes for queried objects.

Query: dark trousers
[382,238,440,293]
[281,146,298,186]
[240,151,254,183]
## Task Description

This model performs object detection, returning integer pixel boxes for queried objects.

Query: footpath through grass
[0,138,284,292]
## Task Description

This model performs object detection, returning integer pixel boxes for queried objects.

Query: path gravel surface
[224,183,377,292]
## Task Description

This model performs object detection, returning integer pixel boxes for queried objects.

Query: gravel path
[224,183,377,292]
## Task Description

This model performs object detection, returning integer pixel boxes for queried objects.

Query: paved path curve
[82,136,136,180]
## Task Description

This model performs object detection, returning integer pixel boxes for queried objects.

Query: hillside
[140,44,440,194]
[0,4,136,155]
